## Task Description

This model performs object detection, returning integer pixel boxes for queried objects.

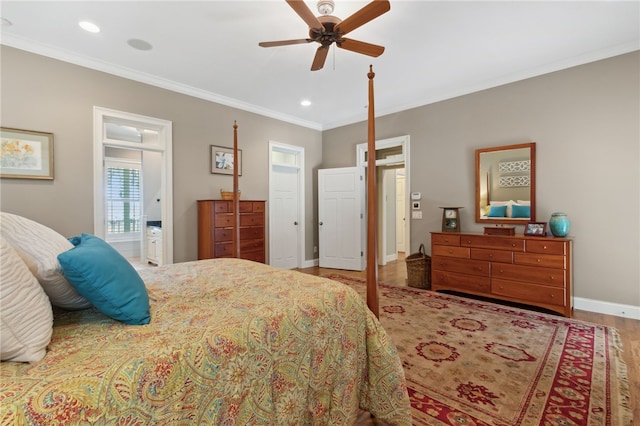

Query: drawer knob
[543,245,548,249]
[489,254,494,258]
[537,258,542,263]
[512,243,516,247]
[550,294,554,298]
[466,240,471,244]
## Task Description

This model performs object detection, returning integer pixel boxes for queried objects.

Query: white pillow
[0,212,91,309]
[517,200,531,205]
[0,237,53,362]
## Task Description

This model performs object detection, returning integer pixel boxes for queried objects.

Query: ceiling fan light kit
[317,0,335,15]
[259,0,390,71]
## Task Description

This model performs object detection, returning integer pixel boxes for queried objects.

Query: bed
[0,248,411,424]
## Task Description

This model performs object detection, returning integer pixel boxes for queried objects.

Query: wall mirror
[475,142,536,224]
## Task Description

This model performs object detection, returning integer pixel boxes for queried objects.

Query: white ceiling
[1,1,638,130]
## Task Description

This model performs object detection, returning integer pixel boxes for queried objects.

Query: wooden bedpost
[233,121,240,259]
[366,65,379,318]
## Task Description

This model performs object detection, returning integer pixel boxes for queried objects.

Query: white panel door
[318,167,365,271]
[396,173,406,252]
[271,165,299,269]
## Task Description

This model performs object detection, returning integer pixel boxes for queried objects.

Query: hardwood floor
[297,253,640,425]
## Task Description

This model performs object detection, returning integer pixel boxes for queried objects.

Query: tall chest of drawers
[197,200,266,263]
[431,232,572,317]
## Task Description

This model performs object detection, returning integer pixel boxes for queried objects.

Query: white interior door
[270,165,299,269]
[396,172,406,252]
[269,141,305,269]
[318,167,365,271]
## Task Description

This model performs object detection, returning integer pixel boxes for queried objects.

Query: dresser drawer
[431,234,460,246]
[460,235,525,252]
[514,253,565,269]
[240,239,264,253]
[432,270,491,293]
[214,228,233,242]
[491,279,566,307]
[432,256,489,277]
[493,263,566,287]
[240,214,264,227]
[432,245,470,259]
[214,242,233,257]
[240,251,266,263]
[470,248,513,264]
[240,227,263,240]
[214,214,234,227]
[525,239,567,255]
[214,201,231,213]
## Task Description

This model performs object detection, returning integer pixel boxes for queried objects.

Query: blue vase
[549,212,570,237]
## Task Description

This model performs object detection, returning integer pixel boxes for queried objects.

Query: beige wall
[2,45,638,309]
[322,51,640,308]
[0,46,322,263]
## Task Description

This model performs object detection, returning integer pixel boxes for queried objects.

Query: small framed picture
[211,145,242,176]
[524,221,547,236]
[0,127,54,179]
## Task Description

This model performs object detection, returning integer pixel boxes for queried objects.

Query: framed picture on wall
[0,127,54,179]
[210,145,242,176]
[524,221,547,236]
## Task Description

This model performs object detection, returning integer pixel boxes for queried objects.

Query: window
[105,159,141,238]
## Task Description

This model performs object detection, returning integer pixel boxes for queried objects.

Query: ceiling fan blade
[338,38,385,57]
[259,39,313,48]
[286,0,325,32]
[334,0,390,36]
[311,46,329,71]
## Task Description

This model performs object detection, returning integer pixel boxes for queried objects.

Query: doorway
[268,141,305,269]
[356,135,410,266]
[93,107,173,266]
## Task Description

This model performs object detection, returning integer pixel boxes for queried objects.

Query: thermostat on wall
[411,192,421,200]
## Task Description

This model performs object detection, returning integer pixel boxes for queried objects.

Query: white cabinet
[146,227,162,266]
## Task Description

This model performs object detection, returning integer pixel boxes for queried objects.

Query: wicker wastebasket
[406,243,431,289]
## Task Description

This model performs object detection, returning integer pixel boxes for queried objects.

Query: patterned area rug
[323,274,632,426]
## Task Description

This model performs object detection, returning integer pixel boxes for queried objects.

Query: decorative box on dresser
[431,232,572,317]
[197,200,266,263]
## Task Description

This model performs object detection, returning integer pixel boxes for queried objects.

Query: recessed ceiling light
[300,100,311,107]
[79,21,100,33]
[127,38,153,51]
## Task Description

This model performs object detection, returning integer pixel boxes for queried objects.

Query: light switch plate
[412,211,422,219]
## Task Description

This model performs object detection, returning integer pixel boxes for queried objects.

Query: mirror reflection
[475,142,536,224]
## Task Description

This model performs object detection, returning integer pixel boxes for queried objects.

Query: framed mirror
[475,142,536,224]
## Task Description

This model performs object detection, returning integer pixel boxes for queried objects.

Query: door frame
[93,106,173,264]
[268,141,305,268]
[356,135,410,265]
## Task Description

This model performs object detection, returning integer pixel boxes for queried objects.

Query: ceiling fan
[259,0,390,71]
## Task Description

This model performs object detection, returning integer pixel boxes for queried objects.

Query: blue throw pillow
[57,234,151,325]
[487,205,507,217]
[511,204,531,218]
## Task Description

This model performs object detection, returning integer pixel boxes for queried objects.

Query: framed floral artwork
[211,145,242,176]
[0,127,54,179]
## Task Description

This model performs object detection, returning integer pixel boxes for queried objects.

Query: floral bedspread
[0,258,411,425]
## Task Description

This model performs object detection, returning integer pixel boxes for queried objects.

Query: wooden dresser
[431,232,572,317]
[197,200,266,263]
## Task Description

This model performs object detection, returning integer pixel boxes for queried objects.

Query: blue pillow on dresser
[57,233,150,325]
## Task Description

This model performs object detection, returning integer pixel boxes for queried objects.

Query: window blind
[106,167,141,233]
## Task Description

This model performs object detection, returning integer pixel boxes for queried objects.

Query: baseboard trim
[301,258,319,268]
[574,297,640,320]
